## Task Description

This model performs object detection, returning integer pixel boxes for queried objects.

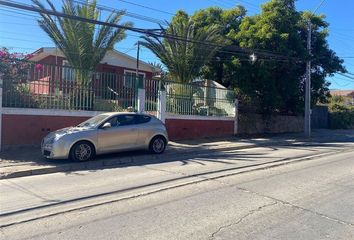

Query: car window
[136,115,151,124]
[106,116,119,127]
[116,115,136,126]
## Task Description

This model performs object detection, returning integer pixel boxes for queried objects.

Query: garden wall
[238,113,304,134]
[1,108,97,147]
[0,108,305,149]
[165,114,235,140]
[0,108,236,148]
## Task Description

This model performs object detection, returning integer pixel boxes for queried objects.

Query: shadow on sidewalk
[1,129,353,177]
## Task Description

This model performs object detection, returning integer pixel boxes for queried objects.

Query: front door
[97,115,139,153]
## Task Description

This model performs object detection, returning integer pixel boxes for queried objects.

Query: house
[23,47,158,110]
[330,90,354,106]
[28,47,155,80]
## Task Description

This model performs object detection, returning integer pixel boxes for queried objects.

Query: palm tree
[141,12,222,83]
[32,0,132,85]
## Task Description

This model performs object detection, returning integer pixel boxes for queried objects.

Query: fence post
[137,77,145,113]
[137,89,145,113]
[234,99,239,135]
[158,90,166,123]
[0,73,3,152]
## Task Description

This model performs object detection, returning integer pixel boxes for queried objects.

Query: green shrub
[329,103,354,129]
[2,83,38,108]
[37,95,70,109]
[208,106,228,116]
[93,98,124,112]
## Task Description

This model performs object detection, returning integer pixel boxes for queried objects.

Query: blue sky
[1,0,353,89]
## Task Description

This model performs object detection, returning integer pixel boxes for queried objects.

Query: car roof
[99,112,152,117]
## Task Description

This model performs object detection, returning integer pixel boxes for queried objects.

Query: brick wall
[2,114,90,146]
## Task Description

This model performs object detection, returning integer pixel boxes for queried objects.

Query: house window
[62,60,75,82]
[124,70,145,88]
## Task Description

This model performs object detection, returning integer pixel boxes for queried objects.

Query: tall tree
[32,0,132,85]
[191,6,246,87]
[233,0,345,114]
[141,11,222,83]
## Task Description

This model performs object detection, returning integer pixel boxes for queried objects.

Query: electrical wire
[115,0,174,16]
[313,0,326,14]
[0,0,300,62]
[337,73,354,81]
[73,0,168,26]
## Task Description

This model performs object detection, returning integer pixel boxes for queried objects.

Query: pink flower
[35,63,43,71]
[0,50,7,58]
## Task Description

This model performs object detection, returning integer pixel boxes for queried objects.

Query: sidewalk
[1,129,353,180]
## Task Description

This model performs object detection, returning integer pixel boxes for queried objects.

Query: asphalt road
[1,143,353,240]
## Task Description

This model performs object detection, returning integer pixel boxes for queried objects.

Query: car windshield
[77,114,110,128]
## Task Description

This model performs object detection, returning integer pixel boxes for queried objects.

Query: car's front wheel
[149,136,167,154]
[70,141,95,161]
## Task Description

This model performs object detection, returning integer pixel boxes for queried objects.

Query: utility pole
[135,41,145,113]
[304,22,311,138]
[136,41,140,79]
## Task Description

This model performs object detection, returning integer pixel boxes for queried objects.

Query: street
[1,139,354,240]
[0,0,353,238]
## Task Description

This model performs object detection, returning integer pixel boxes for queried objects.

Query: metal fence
[2,61,138,111]
[164,81,235,117]
[2,60,236,117]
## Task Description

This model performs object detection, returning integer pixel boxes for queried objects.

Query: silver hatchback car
[41,112,168,161]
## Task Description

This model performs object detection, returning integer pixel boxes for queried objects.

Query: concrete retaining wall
[238,113,304,134]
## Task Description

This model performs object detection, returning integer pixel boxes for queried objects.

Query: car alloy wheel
[72,142,94,161]
[150,136,166,154]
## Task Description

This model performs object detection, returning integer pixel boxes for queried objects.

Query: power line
[73,0,168,26]
[331,78,351,87]
[337,72,354,81]
[0,0,299,62]
[0,29,143,40]
[115,0,174,16]
[223,0,258,10]
[313,0,326,14]
[1,43,297,64]
[0,7,40,20]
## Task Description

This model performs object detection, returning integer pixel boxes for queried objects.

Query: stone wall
[238,113,304,134]
[166,118,234,141]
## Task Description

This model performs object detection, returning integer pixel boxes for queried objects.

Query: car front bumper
[41,140,70,159]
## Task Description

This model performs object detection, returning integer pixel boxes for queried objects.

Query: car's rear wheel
[70,141,95,161]
[149,136,166,154]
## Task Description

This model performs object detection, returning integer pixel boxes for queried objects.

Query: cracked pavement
[1,144,354,240]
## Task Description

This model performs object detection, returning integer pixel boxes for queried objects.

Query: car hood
[46,126,93,139]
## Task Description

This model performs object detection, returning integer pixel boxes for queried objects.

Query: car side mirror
[102,122,112,129]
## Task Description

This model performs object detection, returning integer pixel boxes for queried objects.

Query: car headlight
[46,136,55,144]
[45,133,65,145]
[54,133,66,141]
